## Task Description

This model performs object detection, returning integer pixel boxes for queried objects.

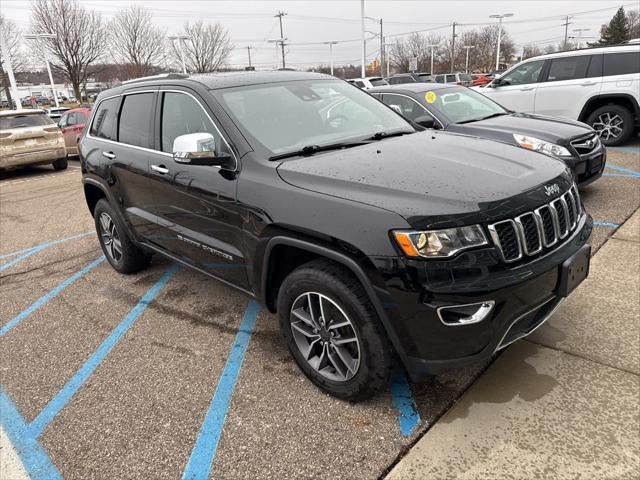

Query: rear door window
[546,56,590,81]
[90,97,120,141]
[118,93,155,149]
[603,52,640,76]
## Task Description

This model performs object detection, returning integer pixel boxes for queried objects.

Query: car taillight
[43,127,59,133]
[0,132,11,139]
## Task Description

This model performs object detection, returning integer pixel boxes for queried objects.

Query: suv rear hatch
[0,111,62,156]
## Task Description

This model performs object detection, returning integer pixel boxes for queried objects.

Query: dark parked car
[80,72,592,401]
[387,72,435,84]
[370,83,606,186]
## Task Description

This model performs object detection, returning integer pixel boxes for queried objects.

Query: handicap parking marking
[604,163,640,178]
[0,256,106,337]
[0,231,95,270]
[182,300,260,480]
[593,220,620,229]
[390,367,421,437]
[0,388,62,480]
[608,146,640,155]
[27,263,180,438]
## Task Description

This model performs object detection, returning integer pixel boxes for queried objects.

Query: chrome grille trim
[489,185,582,263]
[570,133,600,156]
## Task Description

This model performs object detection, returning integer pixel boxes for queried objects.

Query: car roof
[112,71,336,93]
[0,109,47,117]
[369,83,457,94]
[519,43,639,64]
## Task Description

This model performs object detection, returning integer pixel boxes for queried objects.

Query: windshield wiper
[455,112,509,124]
[269,140,370,161]
[365,130,414,141]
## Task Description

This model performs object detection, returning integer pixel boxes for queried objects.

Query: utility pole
[379,19,383,77]
[0,32,20,109]
[247,46,253,68]
[562,15,572,48]
[383,42,393,77]
[360,0,366,78]
[450,22,456,73]
[489,13,513,71]
[426,44,437,75]
[275,11,287,68]
[324,41,338,75]
[463,45,475,73]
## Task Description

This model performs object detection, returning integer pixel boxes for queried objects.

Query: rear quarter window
[603,51,640,76]
[90,97,120,141]
[0,113,53,130]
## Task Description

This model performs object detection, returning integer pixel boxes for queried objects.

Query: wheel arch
[578,94,640,123]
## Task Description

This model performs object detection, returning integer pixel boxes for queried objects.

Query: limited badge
[425,91,437,104]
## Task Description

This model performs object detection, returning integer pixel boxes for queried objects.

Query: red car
[58,107,91,156]
[472,74,491,87]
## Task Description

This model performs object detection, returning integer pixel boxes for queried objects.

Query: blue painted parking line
[390,366,421,437]
[0,388,62,480]
[608,146,640,155]
[604,164,640,177]
[0,256,106,337]
[182,300,260,480]
[28,263,179,438]
[593,220,620,229]
[0,231,95,271]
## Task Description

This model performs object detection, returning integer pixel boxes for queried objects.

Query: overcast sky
[2,0,637,70]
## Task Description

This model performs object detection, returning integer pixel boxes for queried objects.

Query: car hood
[447,112,592,144]
[276,131,573,229]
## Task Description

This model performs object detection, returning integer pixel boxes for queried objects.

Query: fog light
[437,301,495,326]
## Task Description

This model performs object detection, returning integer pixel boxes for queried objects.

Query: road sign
[409,57,418,72]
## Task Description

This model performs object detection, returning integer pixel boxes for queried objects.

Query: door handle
[102,151,115,159]
[520,87,534,91]
[151,164,169,175]
[580,82,597,86]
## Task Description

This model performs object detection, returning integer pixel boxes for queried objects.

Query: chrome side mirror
[172,133,232,168]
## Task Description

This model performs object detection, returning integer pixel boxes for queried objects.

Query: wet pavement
[1,143,639,479]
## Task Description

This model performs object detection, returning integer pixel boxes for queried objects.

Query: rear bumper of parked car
[0,147,67,169]
[372,214,592,382]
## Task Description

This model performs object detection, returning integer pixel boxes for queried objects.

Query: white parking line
[0,170,80,186]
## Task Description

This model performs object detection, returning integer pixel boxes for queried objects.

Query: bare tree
[31,0,107,100]
[1,16,24,105]
[111,7,166,79]
[449,25,515,72]
[171,21,233,73]
[390,32,445,73]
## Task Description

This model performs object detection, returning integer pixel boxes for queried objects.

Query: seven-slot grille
[488,185,582,263]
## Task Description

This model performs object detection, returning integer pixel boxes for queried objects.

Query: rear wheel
[587,104,634,146]
[52,157,68,170]
[94,198,151,274]
[277,259,391,401]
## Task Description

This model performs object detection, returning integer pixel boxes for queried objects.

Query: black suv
[80,72,592,401]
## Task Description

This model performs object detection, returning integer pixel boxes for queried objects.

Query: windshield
[213,79,412,156]
[369,78,388,86]
[423,87,507,124]
[0,112,54,130]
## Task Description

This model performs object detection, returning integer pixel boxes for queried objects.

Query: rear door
[534,54,602,119]
[600,50,640,101]
[481,59,545,112]
[145,88,248,288]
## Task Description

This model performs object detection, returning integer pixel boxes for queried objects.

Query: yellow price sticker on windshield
[425,91,437,104]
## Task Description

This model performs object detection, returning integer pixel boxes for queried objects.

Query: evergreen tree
[592,7,630,46]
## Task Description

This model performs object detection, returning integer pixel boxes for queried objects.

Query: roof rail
[121,73,189,85]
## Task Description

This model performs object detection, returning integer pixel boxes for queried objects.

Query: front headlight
[392,225,488,258]
[513,134,571,157]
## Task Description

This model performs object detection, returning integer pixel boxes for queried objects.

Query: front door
[482,59,546,113]
[146,89,248,289]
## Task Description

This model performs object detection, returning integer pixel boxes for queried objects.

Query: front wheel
[277,259,391,401]
[587,105,634,146]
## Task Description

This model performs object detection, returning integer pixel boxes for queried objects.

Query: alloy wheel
[99,212,123,263]
[289,292,361,382]
[592,112,624,142]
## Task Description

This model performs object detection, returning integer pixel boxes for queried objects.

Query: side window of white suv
[546,56,590,82]
[603,52,640,76]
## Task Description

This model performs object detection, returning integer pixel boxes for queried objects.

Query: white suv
[346,77,389,90]
[478,44,640,145]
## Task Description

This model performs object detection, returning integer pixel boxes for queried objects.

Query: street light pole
[25,33,59,107]
[324,41,338,76]
[0,32,20,109]
[425,44,438,75]
[572,28,590,48]
[360,0,366,78]
[168,35,191,74]
[463,45,475,73]
[247,46,253,68]
[489,13,513,71]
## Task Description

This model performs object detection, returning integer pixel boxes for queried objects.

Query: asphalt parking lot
[1,142,639,480]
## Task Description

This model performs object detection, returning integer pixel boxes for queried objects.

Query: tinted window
[90,97,119,141]
[383,94,430,122]
[354,81,365,88]
[161,92,227,155]
[546,56,589,81]
[118,93,154,148]
[369,78,388,86]
[500,60,545,86]
[0,112,53,130]
[435,75,445,83]
[603,52,640,76]
[586,54,603,77]
[67,112,81,126]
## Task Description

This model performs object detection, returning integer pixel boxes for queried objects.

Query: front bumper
[371,214,592,382]
[0,147,67,169]
[568,147,606,186]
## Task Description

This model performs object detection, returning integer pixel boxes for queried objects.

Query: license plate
[556,245,591,297]
[24,139,37,147]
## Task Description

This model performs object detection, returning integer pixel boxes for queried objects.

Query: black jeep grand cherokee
[80,71,592,401]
